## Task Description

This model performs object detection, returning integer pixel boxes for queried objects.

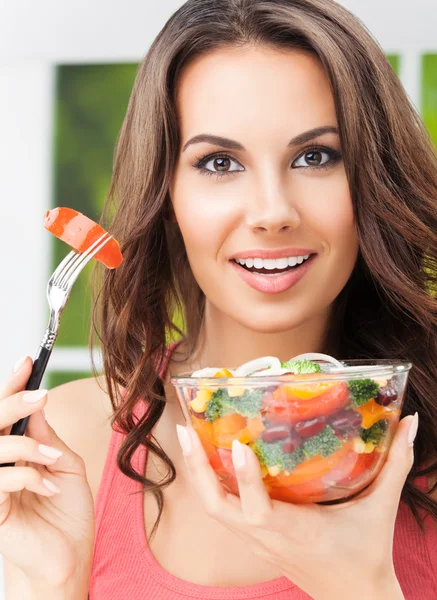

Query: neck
[187,300,336,371]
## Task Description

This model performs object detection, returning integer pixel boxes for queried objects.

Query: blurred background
[0,0,437,596]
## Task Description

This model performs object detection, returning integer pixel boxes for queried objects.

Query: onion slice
[191,367,226,377]
[287,353,343,370]
[234,356,281,377]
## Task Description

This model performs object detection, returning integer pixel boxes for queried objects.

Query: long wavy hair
[91,0,437,541]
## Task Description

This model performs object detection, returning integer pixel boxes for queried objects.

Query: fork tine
[49,249,78,285]
[53,232,110,288]
[59,233,112,288]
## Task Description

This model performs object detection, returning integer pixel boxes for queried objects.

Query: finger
[0,389,49,435]
[0,356,33,400]
[0,430,62,466]
[176,425,243,528]
[360,414,417,510]
[0,465,61,505]
[25,405,86,476]
[231,440,275,529]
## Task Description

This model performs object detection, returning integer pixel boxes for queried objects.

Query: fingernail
[13,356,27,374]
[232,440,246,469]
[38,444,62,459]
[176,424,193,456]
[42,478,61,494]
[408,412,419,447]
[23,389,47,403]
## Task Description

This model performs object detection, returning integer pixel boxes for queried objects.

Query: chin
[229,306,311,334]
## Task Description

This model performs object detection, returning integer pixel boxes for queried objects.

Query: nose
[246,170,301,234]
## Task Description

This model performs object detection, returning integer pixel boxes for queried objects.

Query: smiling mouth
[231,254,314,276]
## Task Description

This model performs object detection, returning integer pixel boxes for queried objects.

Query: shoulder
[45,375,114,501]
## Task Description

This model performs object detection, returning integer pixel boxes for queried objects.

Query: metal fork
[2,232,112,462]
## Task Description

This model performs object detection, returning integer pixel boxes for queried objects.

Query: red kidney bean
[294,416,327,438]
[282,431,303,453]
[375,385,398,406]
[191,409,207,420]
[262,424,291,443]
[328,409,363,433]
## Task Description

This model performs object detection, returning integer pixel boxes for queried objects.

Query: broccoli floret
[250,438,305,471]
[360,419,388,445]
[348,379,380,407]
[204,388,263,422]
[204,389,226,421]
[302,425,342,459]
[280,359,322,374]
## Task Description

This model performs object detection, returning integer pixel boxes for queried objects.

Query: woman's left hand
[176,413,418,600]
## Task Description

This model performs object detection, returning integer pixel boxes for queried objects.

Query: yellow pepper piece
[189,388,213,413]
[282,382,337,400]
[213,368,234,378]
[355,399,400,429]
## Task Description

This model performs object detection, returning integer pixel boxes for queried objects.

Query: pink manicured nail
[13,356,27,374]
[176,425,193,456]
[232,440,246,469]
[408,412,419,446]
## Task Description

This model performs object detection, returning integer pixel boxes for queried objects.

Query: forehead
[175,46,337,143]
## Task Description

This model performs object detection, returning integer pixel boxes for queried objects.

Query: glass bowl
[171,359,412,504]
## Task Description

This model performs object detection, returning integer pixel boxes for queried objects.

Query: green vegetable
[205,388,263,421]
[348,379,380,407]
[250,438,305,471]
[360,419,388,445]
[280,359,322,374]
[302,425,342,458]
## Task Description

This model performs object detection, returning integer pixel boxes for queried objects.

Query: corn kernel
[228,387,245,397]
[364,441,375,454]
[353,437,366,454]
[189,388,213,412]
[267,465,281,477]
[260,465,269,478]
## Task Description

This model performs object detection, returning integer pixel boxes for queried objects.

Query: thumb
[365,412,418,508]
[26,407,86,476]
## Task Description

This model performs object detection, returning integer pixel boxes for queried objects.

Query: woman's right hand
[0,356,95,590]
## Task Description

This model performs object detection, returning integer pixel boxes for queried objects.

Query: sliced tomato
[44,207,123,269]
[209,448,239,494]
[264,381,349,424]
[330,449,380,486]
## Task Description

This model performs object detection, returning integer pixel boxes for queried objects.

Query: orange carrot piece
[44,207,123,269]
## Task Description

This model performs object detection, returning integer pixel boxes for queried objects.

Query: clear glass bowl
[171,359,412,504]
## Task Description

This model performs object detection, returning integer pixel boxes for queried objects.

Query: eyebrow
[182,125,339,152]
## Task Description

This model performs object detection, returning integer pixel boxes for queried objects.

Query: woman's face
[170,46,359,333]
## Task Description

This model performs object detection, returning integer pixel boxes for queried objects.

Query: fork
[1,232,112,465]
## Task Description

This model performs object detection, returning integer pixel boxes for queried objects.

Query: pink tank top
[90,344,437,599]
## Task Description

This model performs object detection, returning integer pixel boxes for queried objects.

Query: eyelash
[193,145,342,179]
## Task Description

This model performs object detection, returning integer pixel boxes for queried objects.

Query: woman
[1,0,437,598]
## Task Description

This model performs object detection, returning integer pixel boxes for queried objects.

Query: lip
[230,248,315,260]
[230,254,315,294]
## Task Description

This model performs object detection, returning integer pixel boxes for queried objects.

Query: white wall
[0,0,435,597]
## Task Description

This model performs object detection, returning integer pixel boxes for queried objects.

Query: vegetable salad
[186,353,402,502]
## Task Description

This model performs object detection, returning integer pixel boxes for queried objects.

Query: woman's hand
[0,356,95,591]
[176,414,418,600]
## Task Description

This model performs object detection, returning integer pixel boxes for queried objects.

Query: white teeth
[235,254,311,270]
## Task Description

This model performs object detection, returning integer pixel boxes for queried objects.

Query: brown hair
[91,0,437,540]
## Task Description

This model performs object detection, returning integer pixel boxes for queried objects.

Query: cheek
[173,189,238,276]
[302,176,357,252]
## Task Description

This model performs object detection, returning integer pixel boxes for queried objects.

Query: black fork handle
[1,345,52,467]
